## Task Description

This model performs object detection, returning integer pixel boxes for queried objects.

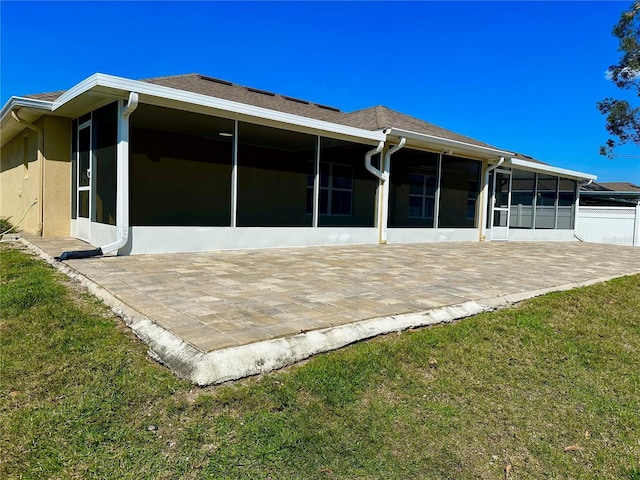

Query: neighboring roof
[582,181,640,192]
[598,181,640,192]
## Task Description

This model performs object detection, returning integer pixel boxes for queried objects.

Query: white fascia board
[385,127,514,159]
[0,96,53,124]
[509,157,597,180]
[52,73,386,143]
[50,73,104,109]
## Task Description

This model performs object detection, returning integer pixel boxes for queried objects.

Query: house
[0,73,597,256]
[576,181,640,246]
[580,181,640,206]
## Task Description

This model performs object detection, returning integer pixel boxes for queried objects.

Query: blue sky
[2,1,639,184]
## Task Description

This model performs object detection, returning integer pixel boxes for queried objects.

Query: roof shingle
[21,73,510,153]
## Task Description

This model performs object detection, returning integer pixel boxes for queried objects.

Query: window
[408,173,436,219]
[307,162,353,215]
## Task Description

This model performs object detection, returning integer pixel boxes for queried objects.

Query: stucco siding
[0,128,40,234]
[42,116,72,236]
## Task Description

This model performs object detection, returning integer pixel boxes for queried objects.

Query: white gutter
[1,97,53,122]
[509,157,596,181]
[364,141,386,180]
[480,157,505,241]
[379,138,406,243]
[384,127,514,159]
[100,92,139,255]
[11,111,45,236]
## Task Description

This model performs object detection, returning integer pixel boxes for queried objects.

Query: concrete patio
[18,236,640,385]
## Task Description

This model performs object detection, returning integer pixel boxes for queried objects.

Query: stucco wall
[42,116,72,236]
[0,128,40,234]
[0,116,71,237]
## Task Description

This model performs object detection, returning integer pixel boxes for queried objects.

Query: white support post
[634,202,640,247]
[313,136,320,228]
[434,153,442,229]
[231,120,238,228]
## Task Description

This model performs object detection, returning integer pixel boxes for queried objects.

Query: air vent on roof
[283,95,310,105]
[197,75,233,86]
[316,103,340,112]
[247,87,276,97]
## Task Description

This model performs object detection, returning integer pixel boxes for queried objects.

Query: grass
[0,216,14,235]
[1,242,639,479]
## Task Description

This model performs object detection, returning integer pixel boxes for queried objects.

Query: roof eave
[0,96,53,123]
[0,97,54,147]
[509,157,596,181]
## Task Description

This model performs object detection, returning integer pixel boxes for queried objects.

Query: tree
[597,1,640,157]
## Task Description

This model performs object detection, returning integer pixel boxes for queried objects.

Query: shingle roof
[141,73,346,124]
[598,181,640,192]
[21,90,65,102]
[582,181,640,192]
[581,182,611,192]
[342,105,502,150]
[20,73,507,153]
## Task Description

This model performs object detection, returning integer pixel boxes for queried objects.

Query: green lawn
[1,243,639,479]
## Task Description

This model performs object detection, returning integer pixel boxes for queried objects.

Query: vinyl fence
[576,205,640,246]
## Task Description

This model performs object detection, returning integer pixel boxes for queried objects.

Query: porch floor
[20,236,640,383]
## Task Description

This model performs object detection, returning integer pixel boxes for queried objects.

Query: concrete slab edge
[18,238,205,380]
[16,237,640,386]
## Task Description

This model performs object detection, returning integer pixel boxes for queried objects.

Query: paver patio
[18,236,640,383]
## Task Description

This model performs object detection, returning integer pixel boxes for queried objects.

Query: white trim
[52,73,386,144]
[509,157,596,181]
[507,229,576,242]
[386,228,479,243]
[122,227,379,254]
[0,96,53,121]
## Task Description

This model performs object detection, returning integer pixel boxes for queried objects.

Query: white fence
[576,205,640,246]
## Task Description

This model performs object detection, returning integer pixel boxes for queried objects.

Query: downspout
[11,111,44,236]
[379,138,406,244]
[364,141,386,244]
[364,141,386,181]
[480,157,505,241]
[57,92,138,260]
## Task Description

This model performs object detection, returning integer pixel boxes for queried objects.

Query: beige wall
[42,116,72,236]
[0,128,40,234]
[0,115,71,236]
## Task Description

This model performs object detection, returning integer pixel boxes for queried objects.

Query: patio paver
[18,236,640,383]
